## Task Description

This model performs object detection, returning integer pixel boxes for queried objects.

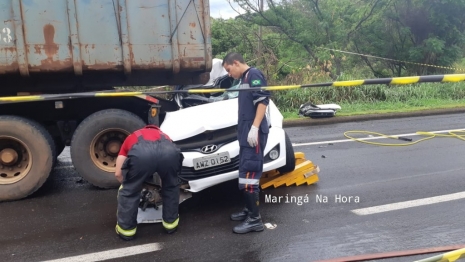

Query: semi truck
[0,0,212,201]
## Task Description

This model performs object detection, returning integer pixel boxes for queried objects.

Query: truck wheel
[277,131,296,174]
[71,109,145,188]
[0,116,55,201]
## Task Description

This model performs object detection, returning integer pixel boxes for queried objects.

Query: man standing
[222,53,271,234]
[115,124,183,240]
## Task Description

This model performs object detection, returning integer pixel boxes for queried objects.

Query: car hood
[160,99,283,141]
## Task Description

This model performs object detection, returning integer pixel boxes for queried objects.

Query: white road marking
[41,243,162,262]
[293,128,465,147]
[351,191,465,215]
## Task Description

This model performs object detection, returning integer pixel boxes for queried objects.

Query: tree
[353,0,465,76]
[232,0,385,80]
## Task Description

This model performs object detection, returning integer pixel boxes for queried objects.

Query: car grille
[174,125,237,152]
[179,155,240,181]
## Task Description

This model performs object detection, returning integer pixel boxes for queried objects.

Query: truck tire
[0,116,56,201]
[277,131,296,174]
[71,109,145,188]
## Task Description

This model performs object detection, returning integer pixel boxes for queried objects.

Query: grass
[280,99,465,120]
[273,81,465,120]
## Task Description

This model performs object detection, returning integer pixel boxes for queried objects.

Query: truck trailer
[0,0,212,201]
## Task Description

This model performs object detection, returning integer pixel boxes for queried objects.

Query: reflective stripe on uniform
[253,97,265,105]
[162,217,179,230]
[117,184,123,200]
[239,178,260,185]
[115,224,137,236]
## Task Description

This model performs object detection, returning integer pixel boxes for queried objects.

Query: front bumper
[180,127,287,192]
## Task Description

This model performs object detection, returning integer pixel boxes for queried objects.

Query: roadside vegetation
[212,0,465,119]
[278,82,465,119]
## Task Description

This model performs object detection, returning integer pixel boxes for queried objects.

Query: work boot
[115,225,135,241]
[165,227,178,234]
[230,190,250,221]
[230,207,249,221]
[233,191,264,234]
[163,216,179,234]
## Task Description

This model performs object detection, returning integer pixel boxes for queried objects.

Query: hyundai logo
[201,144,218,154]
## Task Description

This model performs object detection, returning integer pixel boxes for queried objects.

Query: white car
[160,59,295,193]
[138,60,296,223]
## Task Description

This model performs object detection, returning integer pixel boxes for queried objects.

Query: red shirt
[118,125,172,157]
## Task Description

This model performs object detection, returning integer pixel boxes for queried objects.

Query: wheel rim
[0,136,33,185]
[90,129,129,172]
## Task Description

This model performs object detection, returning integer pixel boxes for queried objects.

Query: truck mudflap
[259,152,320,189]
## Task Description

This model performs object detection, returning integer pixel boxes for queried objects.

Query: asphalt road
[1,113,465,262]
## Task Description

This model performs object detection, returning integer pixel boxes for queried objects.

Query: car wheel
[277,131,295,173]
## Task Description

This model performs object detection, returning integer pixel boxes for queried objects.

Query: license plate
[193,152,231,170]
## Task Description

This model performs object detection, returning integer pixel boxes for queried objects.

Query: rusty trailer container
[0,0,213,201]
[0,0,212,94]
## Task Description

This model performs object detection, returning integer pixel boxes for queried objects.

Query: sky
[209,0,246,19]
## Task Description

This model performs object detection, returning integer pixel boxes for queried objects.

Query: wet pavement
[1,113,465,262]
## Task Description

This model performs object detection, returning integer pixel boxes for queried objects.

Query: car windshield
[209,78,241,101]
[172,59,243,108]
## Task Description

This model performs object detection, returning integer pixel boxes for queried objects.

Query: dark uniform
[115,125,183,240]
[231,67,271,234]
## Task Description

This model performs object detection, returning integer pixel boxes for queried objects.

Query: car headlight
[269,149,279,160]
[264,144,280,163]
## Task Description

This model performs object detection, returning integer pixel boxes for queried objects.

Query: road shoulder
[283,107,465,127]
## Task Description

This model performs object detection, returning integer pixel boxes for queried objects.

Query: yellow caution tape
[187,88,226,93]
[2,73,465,104]
[95,91,143,97]
[389,76,420,85]
[414,247,465,262]
[332,80,365,87]
[0,95,43,102]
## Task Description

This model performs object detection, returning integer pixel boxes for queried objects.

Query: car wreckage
[136,59,322,223]
[162,58,296,193]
